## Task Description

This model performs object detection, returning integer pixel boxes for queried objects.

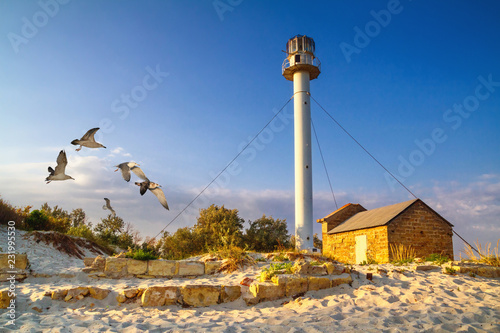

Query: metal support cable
[311,119,338,210]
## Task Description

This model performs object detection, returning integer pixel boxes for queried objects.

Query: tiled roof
[327,199,419,234]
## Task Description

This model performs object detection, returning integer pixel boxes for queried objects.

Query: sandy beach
[1,226,500,332]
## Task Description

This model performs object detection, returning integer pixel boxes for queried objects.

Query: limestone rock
[239,277,255,286]
[142,286,179,307]
[65,287,89,302]
[178,261,205,276]
[310,265,327,275]
[205,261,222,275]
[415,265,440,271]
[127,259,148,275]
[124,288,140,299]
[0,289,14,309]
[116,293,127,303]
[285,276,308,297]
[221,285,241,303]
[324,262,345,275]
[308,276,331,291]
[249,281,285,302]
[292,260,311,275]
[51,289,68,300]
[148,260,176,277]
[92,256,106,271]
[105,258,128,278]
[0,253,28,271]
[89,287,110,300]
[83,257,96,267]
[181,285,220,307]
[331,273,353,287]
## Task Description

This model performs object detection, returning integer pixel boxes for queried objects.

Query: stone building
[317,199,453,264]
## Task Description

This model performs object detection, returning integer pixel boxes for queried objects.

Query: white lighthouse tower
[282,35,321,252]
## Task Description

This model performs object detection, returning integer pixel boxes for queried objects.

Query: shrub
[425,253,450,266]
[67,224,95,241]
[245,215,290,252]
[160,227,201,260]
[0,197,30,226]
[444,266,457,275]
[24,210,50,231]
[259,262,293,281]
[125,248,158,261]
[273,253,289,262]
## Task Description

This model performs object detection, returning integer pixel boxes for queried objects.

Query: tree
[40,203,71,233]
[194,204,244,251]
[159,228,202,259]
[245,215,290,252]
[94,214,125,245]
[70,208,87,228]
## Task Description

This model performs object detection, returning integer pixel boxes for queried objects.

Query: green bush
[24,210,50,231]
[68,224,95,240]
[425,253,450,266]
[125,248,158,261]
[259,262,293,281]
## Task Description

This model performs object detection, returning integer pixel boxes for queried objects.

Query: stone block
[285,276,308,297]
[0,289,14,309]
[415,265,440,271]
[181,285,221,307]
[330,274,353,288]
[249,281,285,302]
[142,286,179,307]
[147,260,176,277]
[65,287,89,301]
[51,289,68,300]
[124,288,140,299]
[92,256,106,271]
[89,287,110,300]
[0,253,28,271]
[205,261,222,275]
[221,285,241,303]
[324,262,345,275]
[292,260,311,275]
[310,265,327,275]
[0,273,27,282]
[105,258,127,278]
[116,293,127,303]
[127,259,148,275]
[178,261,205,276]
[308,276,331,291]
[83,257,95,267]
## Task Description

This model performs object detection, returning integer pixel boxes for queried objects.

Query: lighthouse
[282,35,321,252]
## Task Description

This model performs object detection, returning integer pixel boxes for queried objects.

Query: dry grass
[389,243,416,264]
[461,239,500,267]
[0,197,31,226]
[215,245,256,273]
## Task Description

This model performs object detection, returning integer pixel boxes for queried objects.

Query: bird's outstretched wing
[81,128,100,141]
[103,198,116,215]
[150,186,169,210]
[47,166,55,176]
[116,163,131,182]
[131,166,149,181]
[135,181,150,196]
[54,150,68,174]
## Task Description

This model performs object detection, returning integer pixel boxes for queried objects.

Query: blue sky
[1,0,499,257]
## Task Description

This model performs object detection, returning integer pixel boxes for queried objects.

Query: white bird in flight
[135,180,169,210]
[102,198,116,217]
[46,150,74,184]
[71,127,106,151]
[114,162,148,182]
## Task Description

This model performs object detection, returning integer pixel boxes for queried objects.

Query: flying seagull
[46,150,74,184]
[102,198,116,217]
[135,180,169,210]
[71,127,106,151]
[114,162,148,182]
